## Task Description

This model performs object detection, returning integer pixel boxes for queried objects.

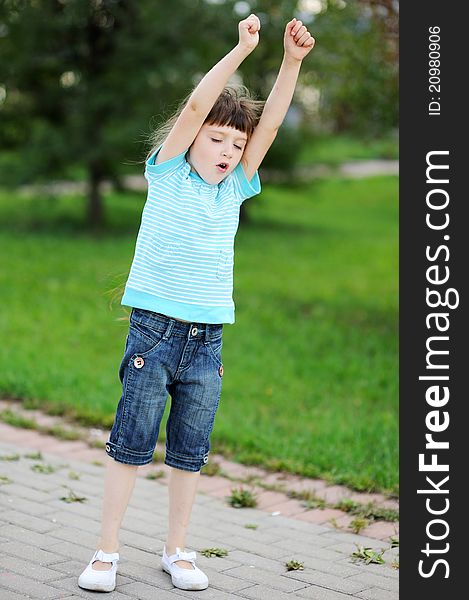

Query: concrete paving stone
[0,571,69,599]
[324,542,375,557]
[191,566,263,593]
[191,522,283,546]
[196,475,236,493]
[119,528,167,553]
[121,517,167,538]
[0,524,65,549]
[115,561,174,589]
[0,541,67,566]
[46,510,102,535]
[225,550,287,574]
[261,498,308,517]
[348,571,399,593]
[347,492,392,506]
[273,533,339,552]
[43,497,107,519]
[320,486,351,505]
[0,555,70,583]
[340,561,399,580]
[213,536,290,560]
[117,545,162,568]
[0,587,30,600]
[283,568,370,595]
[320,531,388,549]
[45,540,103,564]
[193,555,244,573]
[254,490,293,510]
[294,585,368,600]
[293,509,346,525]
[289,555,365,578]
[1,510,60,534]
[203,484,238,501]
[221,565,312,592]
[0,482,56,503]
[277,546,349,563]
[172,585,257,600]
[44,526,100,548]
[47,575,135,600]
[185,533,239,554]
[357,587,399,600]
[0,493,58,517]
[55,448,104,464]
[262,516,328,535]
[115,581,186,599]
[234,584,308,599]
[360,521,398,541]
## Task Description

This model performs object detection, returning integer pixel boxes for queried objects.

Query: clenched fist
[238,13,261,52]
[284,18,315,61]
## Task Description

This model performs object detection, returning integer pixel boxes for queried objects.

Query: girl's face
[187,123,248,185]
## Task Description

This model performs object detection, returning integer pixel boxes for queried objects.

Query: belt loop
[163,318,174,340]
[204,323,210,343]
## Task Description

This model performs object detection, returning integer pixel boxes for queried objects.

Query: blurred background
[0,0,398,495]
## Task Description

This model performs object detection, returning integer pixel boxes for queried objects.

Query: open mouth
[216,163,228,173]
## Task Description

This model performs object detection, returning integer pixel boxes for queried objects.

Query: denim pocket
[128,319,165,359]
[204,337,223,368]
[216,249,233,281]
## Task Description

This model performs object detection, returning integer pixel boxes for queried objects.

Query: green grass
[0,175,398,493]
[299,132,398,166]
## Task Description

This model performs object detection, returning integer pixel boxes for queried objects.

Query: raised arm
[156,15,261,165]
[241,18,315,181]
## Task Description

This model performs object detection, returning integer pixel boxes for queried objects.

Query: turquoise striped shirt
[121,144,261,324]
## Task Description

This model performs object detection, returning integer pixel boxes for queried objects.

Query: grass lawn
[0,175,398,494]
[298,132,398,166]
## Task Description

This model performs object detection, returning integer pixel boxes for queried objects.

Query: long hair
[146,83,265,159]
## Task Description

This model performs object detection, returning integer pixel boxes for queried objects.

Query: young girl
[78,13,315,593]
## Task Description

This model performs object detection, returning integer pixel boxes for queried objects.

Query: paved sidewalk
[0,438,398,600]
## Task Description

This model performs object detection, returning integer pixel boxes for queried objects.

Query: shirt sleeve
[229,161,262,205]
[144,143,188,182]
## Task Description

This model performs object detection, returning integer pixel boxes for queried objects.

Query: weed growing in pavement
[351,545,385,565]
[31,463,56,474]
[285,559,304,571]
[334,498,399,522]
[0,453,20,461]
[60,486,87,503]
[200,548,228,558]
[227,486,257,508]
[145,470,165,480]
[350,517,370,534]
[23,451,43,460]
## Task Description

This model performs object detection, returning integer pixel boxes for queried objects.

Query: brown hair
[146,83,265,160]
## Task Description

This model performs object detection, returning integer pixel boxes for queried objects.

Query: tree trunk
[87,162,105,230]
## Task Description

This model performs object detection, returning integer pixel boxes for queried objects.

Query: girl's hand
[284,18,315,61]
[238,13,260,52]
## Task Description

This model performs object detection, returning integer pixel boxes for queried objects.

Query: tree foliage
[0,0,398,227]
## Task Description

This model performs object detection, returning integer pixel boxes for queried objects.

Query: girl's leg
[93,458,139,571]
[165,466,201,569]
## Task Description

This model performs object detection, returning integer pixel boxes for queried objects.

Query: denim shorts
[105,307,224,471]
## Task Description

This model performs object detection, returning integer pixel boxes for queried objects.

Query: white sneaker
[161,545,208,590]
[78,549,120,592]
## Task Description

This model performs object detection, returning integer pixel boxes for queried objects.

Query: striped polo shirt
[121,144,261,324]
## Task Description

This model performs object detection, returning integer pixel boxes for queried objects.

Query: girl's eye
[211,138,222,143]
[234,145,242,150]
